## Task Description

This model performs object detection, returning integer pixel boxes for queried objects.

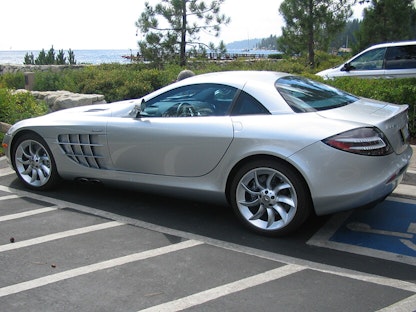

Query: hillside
[226,35,278,51]
[226,38,262,50]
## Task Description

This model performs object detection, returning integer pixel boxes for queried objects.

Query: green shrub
[0,72,25,89]
[0,89,48,124]
[268,53,283,60]
[32,64,180,102]
[0,89,48,154]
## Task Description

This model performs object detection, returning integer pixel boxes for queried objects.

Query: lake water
[0,49,278,65]
[0,49,140,65]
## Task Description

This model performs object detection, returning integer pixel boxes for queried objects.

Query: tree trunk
[180,0,187,66]
[308,0,315,69]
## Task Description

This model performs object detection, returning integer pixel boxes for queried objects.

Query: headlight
[323,127,393,156]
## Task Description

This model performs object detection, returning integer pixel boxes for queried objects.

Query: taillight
[323,127,392,156]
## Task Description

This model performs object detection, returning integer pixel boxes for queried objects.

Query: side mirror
[342,63,353,72]
[130,99,147,118]
[140,98,146,112]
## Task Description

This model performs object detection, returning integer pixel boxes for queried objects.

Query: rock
[21,90,106,112]
[0,64,85,75]
[0,122,11,133]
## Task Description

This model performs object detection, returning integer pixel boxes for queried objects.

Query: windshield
[275,76,358,113]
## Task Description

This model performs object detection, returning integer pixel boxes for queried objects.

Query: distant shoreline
[0,49,280,66]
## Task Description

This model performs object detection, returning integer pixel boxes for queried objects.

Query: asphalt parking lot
[0,154,416,311]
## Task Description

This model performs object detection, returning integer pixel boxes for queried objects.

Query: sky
[0,0,366,51]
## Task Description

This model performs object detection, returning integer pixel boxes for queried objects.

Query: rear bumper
[289,143,413,216]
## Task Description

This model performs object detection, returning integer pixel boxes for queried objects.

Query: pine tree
[278,0,353,68]
[136,0,230,67]
[356,0,416,51]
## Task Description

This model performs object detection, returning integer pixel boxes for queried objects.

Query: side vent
[58,134,107,169]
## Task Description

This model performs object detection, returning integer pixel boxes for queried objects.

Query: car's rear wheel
[229,159,312,236]
[12,133,60,190]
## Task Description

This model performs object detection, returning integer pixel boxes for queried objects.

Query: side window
[349,48,386,70]
[141,84,238,117]
[231,91,270,116]
[385,45,416,69]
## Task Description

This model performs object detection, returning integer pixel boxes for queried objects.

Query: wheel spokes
[249,204,266,221]
[253,171,264,190]
[15,139,52,187]
[266,172,276,189]
[241,182,260,196]
[274,182,291,193]
[266,208,276,228]
[273,204,289,225]
[37,168,48,184]
[30,168,38,183]
[277,195,295,208]
[239,197,260,207]
[237,167,298,231]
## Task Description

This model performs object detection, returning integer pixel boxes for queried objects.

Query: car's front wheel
[12,133,61,190]
[229,159,312,236]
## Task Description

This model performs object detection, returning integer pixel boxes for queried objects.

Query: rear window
[275,76,358,113]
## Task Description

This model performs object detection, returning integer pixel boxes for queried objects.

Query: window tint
[231,91,270,115]
[141,84,238,117]
[385,45,416,69]
[275,76,358,112]
[349,47,386,70]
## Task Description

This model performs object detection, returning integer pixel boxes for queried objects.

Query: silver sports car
[2,71,412,236]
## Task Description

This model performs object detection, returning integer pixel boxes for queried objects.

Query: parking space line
[0,221,124,253]
[377,293,416,311]
[0,194,20,201]
[0,167,14,178]
[138,264,305,312]
[0,185,15,193]
[314,266,416,293]
[0,206,58,222]
[0,239,202,298]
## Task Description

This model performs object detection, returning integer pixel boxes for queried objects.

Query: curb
[392,183,416,199]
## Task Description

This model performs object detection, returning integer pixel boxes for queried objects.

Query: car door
[343,47,387,78]
[106,83,237,177]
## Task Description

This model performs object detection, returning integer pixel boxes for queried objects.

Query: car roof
[364,40,416,50]
[145,71,291,101]
[177,70,289,86]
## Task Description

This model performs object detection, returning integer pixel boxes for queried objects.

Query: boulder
[29,90,106,112]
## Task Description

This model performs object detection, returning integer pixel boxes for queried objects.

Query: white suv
[316,41,416,79]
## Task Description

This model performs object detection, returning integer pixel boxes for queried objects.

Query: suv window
[385,45,416,69]
[349,48,386,70]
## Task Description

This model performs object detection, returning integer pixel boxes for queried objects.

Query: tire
[12,133,61,190]
[229,159,312,236]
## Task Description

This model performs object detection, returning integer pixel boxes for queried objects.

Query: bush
[32,64,180,102]
[268,53,283,60]
[0,89,48,154]
[0,89,48,124]
[0,72,25,89]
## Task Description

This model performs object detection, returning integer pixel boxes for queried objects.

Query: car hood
[315,65,342,79]
[318,98,409,154]
[47,99,142,118]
